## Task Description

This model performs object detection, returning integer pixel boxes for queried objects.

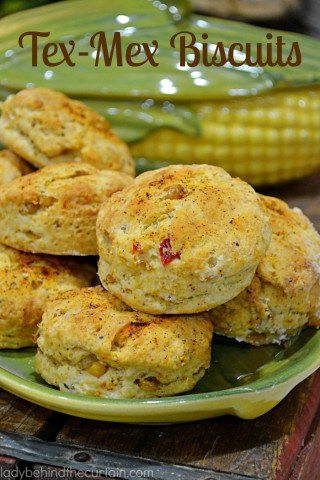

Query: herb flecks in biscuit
[0,87,135,176]
[0,244,96,349]
[35,286,214,399]
[210,195,320,345]
[0,162,134,255]
[97,164,271,314]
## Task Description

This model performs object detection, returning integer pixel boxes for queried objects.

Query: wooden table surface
[0,172,319,480]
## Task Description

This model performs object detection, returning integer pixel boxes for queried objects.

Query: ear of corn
[130,87,320,185]
[0,0,320,185]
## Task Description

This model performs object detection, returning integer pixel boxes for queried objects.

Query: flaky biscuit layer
[0,88,135,176]
[0,243,96,349]
[35,286,213,398]
[210,195,320,345]
[0,162,133,255]
[0,149,33,184]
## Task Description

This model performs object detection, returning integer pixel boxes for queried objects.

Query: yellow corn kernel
[86,361,107,378]
[131,87,320,186]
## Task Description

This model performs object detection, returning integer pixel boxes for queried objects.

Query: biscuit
[0,149,33,184]
[97,164,271,314]
[210,195,320,345]
[35,286,214,399]
[0,88,135,176]
[0,162,134,255]
[0,243,96,349]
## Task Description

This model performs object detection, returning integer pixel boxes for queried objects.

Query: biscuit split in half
[0,162,134,255]
[97,164,272,314]
[35,286,214,398]
[210,195,320,345]
[0,243,96,349]
[0,87,135,176]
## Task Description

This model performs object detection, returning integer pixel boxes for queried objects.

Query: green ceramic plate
[0,329,319,424]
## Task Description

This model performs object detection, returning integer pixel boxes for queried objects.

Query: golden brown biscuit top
[1,87,113,137]
[258,195,320,294]
[0,242,96,282]
[0,162,133,207]
[0,87,135,176]
[38,286,213,371]
[98,164,271,275]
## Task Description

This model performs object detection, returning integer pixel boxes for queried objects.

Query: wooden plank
[0,388,64,438]
[273,370,320,480]
[57,371,320,480]
[288,405,320,480]
[0,431,251,480]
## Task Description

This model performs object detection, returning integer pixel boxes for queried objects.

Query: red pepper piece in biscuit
[159,237,181,266]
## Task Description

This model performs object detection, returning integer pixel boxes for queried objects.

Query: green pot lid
[0,0,320,102]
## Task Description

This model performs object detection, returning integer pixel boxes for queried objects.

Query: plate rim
[0,329,319,422]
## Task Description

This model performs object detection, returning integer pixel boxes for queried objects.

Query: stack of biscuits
[0,87,319,400]
[0,88,135,348]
